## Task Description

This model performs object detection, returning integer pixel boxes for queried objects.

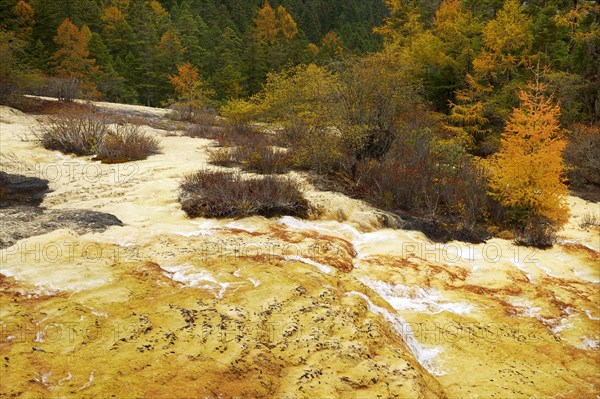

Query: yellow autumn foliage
[488,81,569,227]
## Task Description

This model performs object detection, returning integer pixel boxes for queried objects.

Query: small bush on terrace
[186,118,291,174]
[579,212,600,230]
[35,111,161,162]
[179,170,310,218]
[209,145,291,174]
[186,121,258,146]
[237,145,291,174]
[205,126,291,174]
[96,124,161,163]
[36,112,109,155]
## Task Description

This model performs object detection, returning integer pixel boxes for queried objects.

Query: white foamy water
[550,315,576,336]
[33,371,52,387]
[585,309,600,321]
[512,260,535,282]
[449,243,483,263]
[226,220,262,233]
[233,269,261,287]
[161,264,230,298]
[57,372,73,386]
[176,218,266,237]
[360,279,475,315]
[346,291,445,376]
[162,264,218,285]
[248,278,261,287]
[277,216,407,261]
[79,370,95,391]
[559,239,599,252]
[19,286,58,298]
[175,219,221,237]
[281,255,333,274]
[534,261,563,279]
[580,337,599,350]
[34,330,44,343]
[351,230,404,260]
[1,243,112,294]
[115,241,136,247]
[573,267,600,284]
[509,299,542,318]
[277,216,361,240]
[176,229,214,237]
[352,230,398,246]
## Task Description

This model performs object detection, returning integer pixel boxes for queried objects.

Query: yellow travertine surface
[1,104,598,398]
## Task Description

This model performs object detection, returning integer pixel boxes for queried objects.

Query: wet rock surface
[0,206,122,249]
[1,170,122,249]
[0,172,49,207]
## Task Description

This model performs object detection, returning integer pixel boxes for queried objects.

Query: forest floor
[0,101,598,398]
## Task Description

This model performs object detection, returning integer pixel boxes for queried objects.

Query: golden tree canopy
[255,1,278,43]
[488,80,569,226]
[276,5,298,40]
[473,0,533,80]
[14,0,35,35]
[169,62,214,119]
[53,19,100,82]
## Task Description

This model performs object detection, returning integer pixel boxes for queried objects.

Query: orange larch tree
[276,5,298,41]
[14,0,35,38]
[255,1,279,44]
[53,19,100,98]
[488,78,569,245]
[169,62,214,120]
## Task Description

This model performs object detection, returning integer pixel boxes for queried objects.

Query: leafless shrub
[166,102,191,120]
[332,127,492,241]
[579,212,600,230]
[96,124,161,163]
[192,109,217,126]
[349,128,437,211]
[236,145,291,174]
[208,147,237,167]
[207,129,291,174]
[35,111,160,162]
[213,123,263,147]
[179,170,310,218]
[34,111,109,155]
[184,120,263,147]
[168,103,216,123]
[46,77,81,102]
[514,215,559,248]
[184,123,228,140]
